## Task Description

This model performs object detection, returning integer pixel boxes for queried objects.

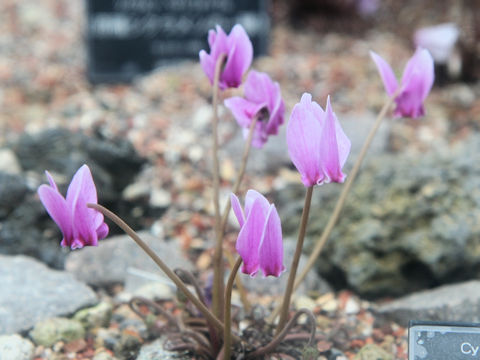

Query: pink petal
[38,184,73,244]
[395,48,434,118]
[394,89,425,118]
[236,198,266,276]
[66,165,99,247]
[199,50,214,85]
[242,123,268,149]
[265,82,285,135]
[287,93,324,187]
[71,238,85,250]
[224,97,266,128]
[244,71,275,106]
[207,28,217,48]
[199,26,229,87]
[320,97,350,183]
[210,25,229,59]
[96,222,109,240]
[335,116,351,169]
[244,189,270,219]
[45,171,59,191]
[370,51,398,97]
[259,205,284,277]
[73,200,98,246]
[221,24,253,89]
[242,70,285,137]
[402,47,434,102]
[230,193,245,227]
[66,165,97,207]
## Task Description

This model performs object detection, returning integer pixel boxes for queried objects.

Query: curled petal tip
[370,51,398,97]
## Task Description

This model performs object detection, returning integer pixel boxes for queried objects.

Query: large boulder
[278,135,480,298]
[65,232,194,286]
[0,255,97,335]
[377,280,480,327]
[12,128,145,201]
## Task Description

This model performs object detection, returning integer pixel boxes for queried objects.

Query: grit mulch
[2,1,479,359]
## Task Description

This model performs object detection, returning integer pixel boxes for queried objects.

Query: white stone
[0,334,35,360]
[0,149,22,174]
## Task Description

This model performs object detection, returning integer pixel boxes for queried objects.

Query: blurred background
[1,0,480,299]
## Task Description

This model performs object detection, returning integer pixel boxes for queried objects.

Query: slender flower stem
[212,53,227,321]
[225,250,251,312]
[88,203,241,343]
[223,257,243,360]
[268,91,398,323]
[275,186,314,334]
[220,114,259,233]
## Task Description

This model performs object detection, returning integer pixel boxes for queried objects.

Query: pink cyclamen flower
[199,24,253,90]
[287,93,351,187]
[38,164,109,250]
[230,190,284,277]
[224,70,285,148]
[370,48,434,118]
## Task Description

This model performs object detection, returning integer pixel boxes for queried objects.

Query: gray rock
[137,337,191,360]
[0,334,35,360]
[65,232,194,286]
[0,172,28,218]
[12,128,145,200]
[377,280,480,327]
[240,239,332,296]
[126,282,175,302]
[277,135,480,298]
[0,255,97,334]
[0,149,22,175]
[114,330,143,359]
[29,317,85,347]
[0,193,60,266]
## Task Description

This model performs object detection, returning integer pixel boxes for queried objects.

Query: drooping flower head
[370,48,434,118]
[230,190,284,277]
[287,93,351,187]
[38,164,109,249]
[224,70,285,148]
[199,24,253,90]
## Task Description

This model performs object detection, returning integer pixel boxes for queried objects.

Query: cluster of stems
[89,53,399,358]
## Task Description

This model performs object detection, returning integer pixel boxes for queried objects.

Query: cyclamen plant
[38,24,434,359]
